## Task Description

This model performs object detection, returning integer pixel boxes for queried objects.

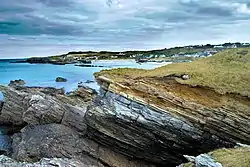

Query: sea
[0,58,171,151]
[0,58,170,101]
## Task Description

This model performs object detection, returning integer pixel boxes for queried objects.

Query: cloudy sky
[0,0,250,58]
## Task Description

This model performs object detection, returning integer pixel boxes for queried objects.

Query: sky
[0,0,250,58]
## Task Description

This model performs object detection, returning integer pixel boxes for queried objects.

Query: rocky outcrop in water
[0,85,155,167]
[8,80,26,87]
[56,77,67,82]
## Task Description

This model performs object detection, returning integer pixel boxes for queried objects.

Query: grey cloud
[196,7,232,17]
[0,0,250,58]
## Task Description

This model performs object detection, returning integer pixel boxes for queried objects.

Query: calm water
[0,59,171,152]
[0,59,170,99]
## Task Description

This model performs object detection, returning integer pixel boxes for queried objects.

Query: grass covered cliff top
[95,48,250,97]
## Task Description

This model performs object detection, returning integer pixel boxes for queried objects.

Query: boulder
[23,94,67,125]
[0,86,92,126]
[8,79,25,87]
[55,77,67,82]
[0,86,29,125]
[195,154,222,167]
[69,87,97,102]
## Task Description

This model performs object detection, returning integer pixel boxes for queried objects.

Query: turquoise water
[0,59,169,152]
[0,59,168,98]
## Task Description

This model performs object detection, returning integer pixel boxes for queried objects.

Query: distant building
[243,43,250,46]
[214,45,224,49]
[227,44,237,48]
[111,56,118,59]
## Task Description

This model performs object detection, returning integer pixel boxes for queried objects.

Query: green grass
[96,48,250,96]
[211,147,250,167]
[182,147,250,167]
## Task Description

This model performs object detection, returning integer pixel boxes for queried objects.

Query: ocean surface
[0,59,170,100]
[0,59,170,150]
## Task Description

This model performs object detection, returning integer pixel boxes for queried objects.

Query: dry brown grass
[96,48,250,96]
[211,147,250,167]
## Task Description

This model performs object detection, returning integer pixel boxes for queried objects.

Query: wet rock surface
[8,80,26,87]
[55,77,67,82]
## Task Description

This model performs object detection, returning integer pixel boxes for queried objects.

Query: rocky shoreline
[0,75,249,166]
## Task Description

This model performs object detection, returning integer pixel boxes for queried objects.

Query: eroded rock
[85,87,239,166]
[8,79,25,87]
[12,123,155,167]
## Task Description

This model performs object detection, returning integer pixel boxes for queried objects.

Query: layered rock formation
[84,75,250,166]
[0,85,155,167]
[0,71,249,167]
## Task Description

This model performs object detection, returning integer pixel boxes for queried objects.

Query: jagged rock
[0,86,92,126]
[0,86,29,125]
[0,85,155,167]
[23,94,67,125]
[69,86,97,102]
[183,155,195,163]
[55,77,67,82]
[12,124,155,167]
[8,80,25,87]
[181,154,223,167]
[61,105,87,134]
[0,155,90,167]
[235,143,250,148]
[15,86,65,96]
[195,154,222,167]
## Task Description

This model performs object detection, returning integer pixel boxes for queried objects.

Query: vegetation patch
[96,48,250,97]
[211,147,250,167]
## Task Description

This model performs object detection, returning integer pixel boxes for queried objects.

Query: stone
[69,87,97,102]
[55,77,67,82]
[85,80,95,84]
[195,154,223,167]
[23,94,67,125]
[0,86,92,126]
[0,86,28,125]
[181,74,190,80]
[8,79,25,87]
[235,143,250,148]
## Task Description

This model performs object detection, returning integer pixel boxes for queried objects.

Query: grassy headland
[25,42,250,64]
[96,48,250,97]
